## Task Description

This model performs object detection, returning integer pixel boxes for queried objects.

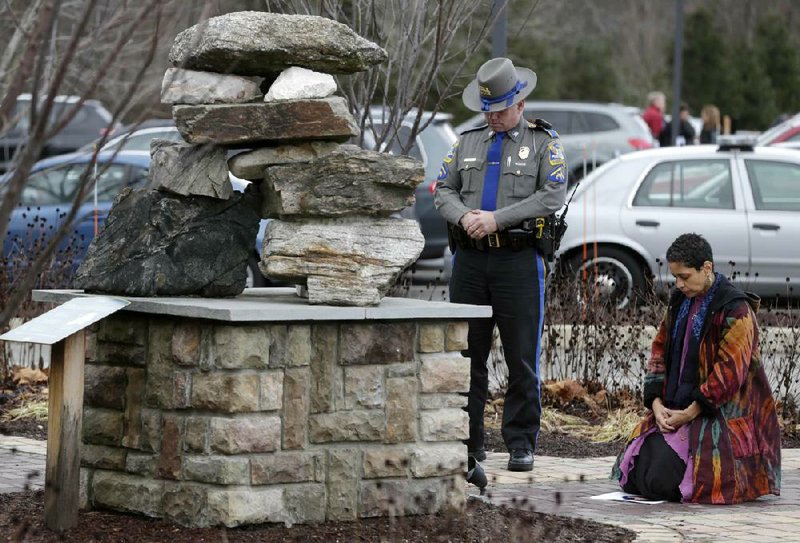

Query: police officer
[434,58,567,477]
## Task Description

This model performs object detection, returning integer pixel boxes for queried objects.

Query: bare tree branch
[0,0,167,330]
[0,0,50,132]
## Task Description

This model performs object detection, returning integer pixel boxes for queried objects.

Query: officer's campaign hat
[462,57,537,113]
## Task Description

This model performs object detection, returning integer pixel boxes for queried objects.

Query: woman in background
[699,104,720,144]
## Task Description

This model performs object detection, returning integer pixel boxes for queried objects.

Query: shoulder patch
[547,164,566,184]
[533,118,559,138]
[547,141,566,166]
[438,140,458,180]
[442,141,458,164]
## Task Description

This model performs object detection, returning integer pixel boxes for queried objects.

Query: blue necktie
[480,132,505,211]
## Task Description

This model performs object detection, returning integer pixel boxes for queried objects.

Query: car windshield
[103,129,183,152]
[19,161,130,206]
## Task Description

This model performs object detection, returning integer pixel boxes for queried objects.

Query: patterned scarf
[671,271,722,342]
[666,272,722,408]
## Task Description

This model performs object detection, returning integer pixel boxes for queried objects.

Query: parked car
[757,113,800,147]
[3,151,151,280]
[554,139,800,307]
[456,100,653,182]
[0,94,119,173]
[2,151,269,288]
[84,122,183,153]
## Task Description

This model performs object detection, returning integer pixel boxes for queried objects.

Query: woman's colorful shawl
[612,276,781,504]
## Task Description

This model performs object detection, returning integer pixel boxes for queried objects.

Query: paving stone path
[469,450,800,543]
[2,436,798,542]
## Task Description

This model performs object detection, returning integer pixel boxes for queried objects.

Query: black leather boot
[507,449,534,472]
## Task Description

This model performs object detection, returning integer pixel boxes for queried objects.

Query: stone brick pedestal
[33,288,490,528]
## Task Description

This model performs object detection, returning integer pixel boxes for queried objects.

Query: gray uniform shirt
[434,116,568,230]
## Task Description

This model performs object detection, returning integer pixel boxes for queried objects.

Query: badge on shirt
[518,146,530,160]
[548,141,566,166]
[438,164,449,180]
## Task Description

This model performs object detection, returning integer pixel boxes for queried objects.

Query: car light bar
[717,134,756,151]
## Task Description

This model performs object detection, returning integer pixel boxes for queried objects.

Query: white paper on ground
[589,491,666,505]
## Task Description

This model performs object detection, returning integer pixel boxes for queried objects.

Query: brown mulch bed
[0,490,635,543]
[0,379,47,441]
[485,426,626,458]
[0,417,46,441]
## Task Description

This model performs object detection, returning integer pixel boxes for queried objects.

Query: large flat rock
[260,145,423,218]
[168,11,387,76]
[260,218,424,306]
[173,97,358,146]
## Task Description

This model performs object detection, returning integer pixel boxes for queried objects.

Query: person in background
[659,102,696,147]
[434,57,567,484]
[642,91,666,142]
[699,104,720,144]
[612,233,781,504]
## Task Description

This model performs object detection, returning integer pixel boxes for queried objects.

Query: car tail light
[628,138,652,150]
[429,179,437,194]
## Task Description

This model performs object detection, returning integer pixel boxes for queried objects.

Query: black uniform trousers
[449,244,546,453]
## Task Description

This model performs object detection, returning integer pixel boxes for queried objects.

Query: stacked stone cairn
[76,11,425,306]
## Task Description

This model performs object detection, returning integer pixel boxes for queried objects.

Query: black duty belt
[448,224,534,251]
[447,215,567,261]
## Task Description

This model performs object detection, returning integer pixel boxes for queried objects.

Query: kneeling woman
[612,233,781,504]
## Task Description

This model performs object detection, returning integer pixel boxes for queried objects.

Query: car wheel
[564,247,647,309]
[246,257,267,288]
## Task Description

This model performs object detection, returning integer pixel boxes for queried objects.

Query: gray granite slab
[31,289,492,322]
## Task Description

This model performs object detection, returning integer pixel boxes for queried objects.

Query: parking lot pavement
[470,449,800,543]
[0,436,46,494]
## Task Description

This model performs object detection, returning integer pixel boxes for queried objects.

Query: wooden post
[44,330,85,532]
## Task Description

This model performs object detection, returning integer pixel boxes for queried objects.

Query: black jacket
[659,119,696,147]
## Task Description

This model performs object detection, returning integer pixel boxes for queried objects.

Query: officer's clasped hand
[461,210,498,239]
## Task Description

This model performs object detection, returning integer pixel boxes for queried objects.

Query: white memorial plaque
[0,296,130,345]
